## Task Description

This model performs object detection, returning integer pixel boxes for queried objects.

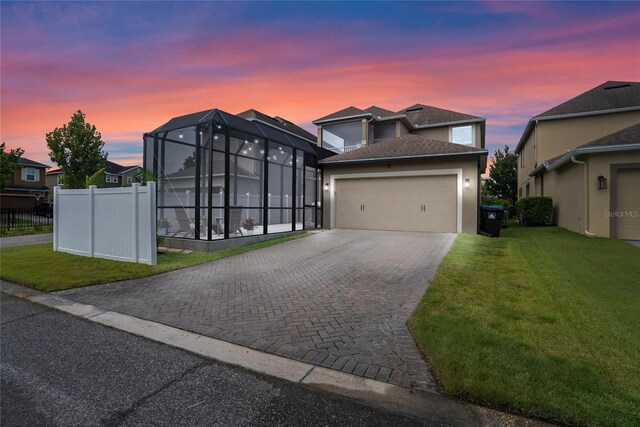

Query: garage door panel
[616,168,640,240]
[335,175,457,233]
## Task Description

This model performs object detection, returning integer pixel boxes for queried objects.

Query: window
[321,121,362,153]
[22,167,38,182]
[526,183,530,197]
[519,188,522,198]
[106,175,118,183]
[56,174,62,185]
[127,177,133,184]
[520,151,524,168]
[451,125,473,145]
[372,122,396,143]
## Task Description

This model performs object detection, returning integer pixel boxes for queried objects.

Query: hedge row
[516,197,553,226]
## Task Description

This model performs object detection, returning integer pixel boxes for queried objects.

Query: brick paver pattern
[58,229,455,391]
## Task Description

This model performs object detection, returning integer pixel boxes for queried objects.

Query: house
[515,81,640,239]
[47,160,143,200]
[314,104,488,234]
[2,157,50,207]
[143,108,331,241]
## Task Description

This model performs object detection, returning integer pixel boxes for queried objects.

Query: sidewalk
[0,233,53,248]
[1,280,550,427]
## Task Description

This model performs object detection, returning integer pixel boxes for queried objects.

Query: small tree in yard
[0,142,24,192]
[485,145,517,206]
[46,110,107,189]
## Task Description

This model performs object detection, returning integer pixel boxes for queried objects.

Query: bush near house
[516,196,553,225]
[481,197,515,218]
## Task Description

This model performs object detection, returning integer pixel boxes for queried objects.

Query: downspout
[571,156,596,237]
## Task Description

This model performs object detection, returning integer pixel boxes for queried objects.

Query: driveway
[58,229,455,391]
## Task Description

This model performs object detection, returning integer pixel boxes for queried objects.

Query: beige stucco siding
[517,131,537,197]
[587,151,640,237]
[322,157,481,234]
[542,165,585,234]
[536,111,640,164]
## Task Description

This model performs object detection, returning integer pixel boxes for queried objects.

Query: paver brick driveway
[58,229,455,391]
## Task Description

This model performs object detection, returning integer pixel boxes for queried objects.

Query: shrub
[516,197,553,226]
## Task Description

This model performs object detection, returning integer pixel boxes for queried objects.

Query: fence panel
[0,208,53,232]
[54,183,156,265]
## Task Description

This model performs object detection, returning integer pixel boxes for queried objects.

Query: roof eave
[412,117,485,129]
[535,143,640,175]
[246,117,316,144]
[320,150,488,166]
[313,113,372,125]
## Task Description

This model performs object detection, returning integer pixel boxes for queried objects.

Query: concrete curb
[1,280,550,426]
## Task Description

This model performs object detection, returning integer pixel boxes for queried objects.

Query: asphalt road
[1,294,424,426]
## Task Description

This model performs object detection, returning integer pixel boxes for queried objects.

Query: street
[1,293,423,426]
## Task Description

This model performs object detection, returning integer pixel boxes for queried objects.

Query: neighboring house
[3,157,50,204]
[47,161,143,200]
[515,81,640,239]
[314,104,488,234]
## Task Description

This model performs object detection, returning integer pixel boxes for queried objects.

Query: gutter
[531,143,640,176]
[571,156,596,237]
[412,118,485,130]
[320,150,488,165]
[313,113,372,125]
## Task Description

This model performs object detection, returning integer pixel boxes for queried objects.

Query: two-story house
[515,81,640,240]
[314,104,488,234]
[3,157,50,206]
[47,160,142,200]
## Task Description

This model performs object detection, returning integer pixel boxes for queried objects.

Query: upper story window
[520,151,524,168]
[372,122,396,143]
[106,174,118,183]
[22,167,39,182]
[451,125,473,145]
[127,176,133,184]
[321,121,362,153]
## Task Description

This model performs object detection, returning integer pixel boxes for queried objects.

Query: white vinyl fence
[53,182,157,265]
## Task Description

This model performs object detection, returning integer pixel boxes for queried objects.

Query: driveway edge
[1,280,549,426]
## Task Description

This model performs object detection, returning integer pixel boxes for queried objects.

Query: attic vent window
[406,106,423,112]
[604,83,631,90]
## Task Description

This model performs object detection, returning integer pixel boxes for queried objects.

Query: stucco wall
[543,165,584,234]
[517,131,537,198]
[537,110,640,163]
[321,157,482,234]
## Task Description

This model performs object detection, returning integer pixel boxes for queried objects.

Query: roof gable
[17,157,50,169]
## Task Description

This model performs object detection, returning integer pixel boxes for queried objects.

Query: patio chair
[172,208,207,238]
[213,206,244,237]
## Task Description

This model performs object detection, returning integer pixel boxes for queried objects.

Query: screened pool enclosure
[144,109,324,240]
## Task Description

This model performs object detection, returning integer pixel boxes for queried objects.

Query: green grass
[408,226,640,426]
[0,233,307,292]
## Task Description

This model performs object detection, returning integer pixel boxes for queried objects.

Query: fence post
[53,186,59,251]
[89,185,96,257]
[132,183,139,263]
[149,181,157,265]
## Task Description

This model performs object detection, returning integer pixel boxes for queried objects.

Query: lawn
[0,233,307,292]
[408,226,640,427]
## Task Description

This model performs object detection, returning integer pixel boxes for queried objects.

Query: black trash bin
[479,205,505,237]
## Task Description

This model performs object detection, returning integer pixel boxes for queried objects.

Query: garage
[335,175,457,233]
[616,168,640,240]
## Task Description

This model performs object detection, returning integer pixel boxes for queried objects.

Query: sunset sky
[1,1,639,169]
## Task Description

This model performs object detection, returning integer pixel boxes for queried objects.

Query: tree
[0,142,25,192]
[46,110,107,189]
[485,145,517,205]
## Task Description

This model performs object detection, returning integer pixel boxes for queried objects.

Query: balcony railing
[325,145,363,154]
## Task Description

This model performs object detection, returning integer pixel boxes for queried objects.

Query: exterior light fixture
[179,131,184,139]
[214,135,219,140]
[254,139,259,143]
[242,150,247,154]
[324,183,329,191]
[597,175,607,190]
[464,178,470,189]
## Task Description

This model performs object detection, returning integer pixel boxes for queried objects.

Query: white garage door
[335,175,457,233]
[616,168,640,240]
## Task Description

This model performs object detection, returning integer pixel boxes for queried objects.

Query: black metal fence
[0,208,52,232]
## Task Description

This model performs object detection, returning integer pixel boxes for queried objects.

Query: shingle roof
[17,157,50,169]
[236,109,316,142]
[313,103,482,127]
[363,105,397,118]
[320,134,486,164]
[105,160,140,175]
[397,104,481,127]
[535,81,640,118]
[313,106,367,123]
[579,121,640,148]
